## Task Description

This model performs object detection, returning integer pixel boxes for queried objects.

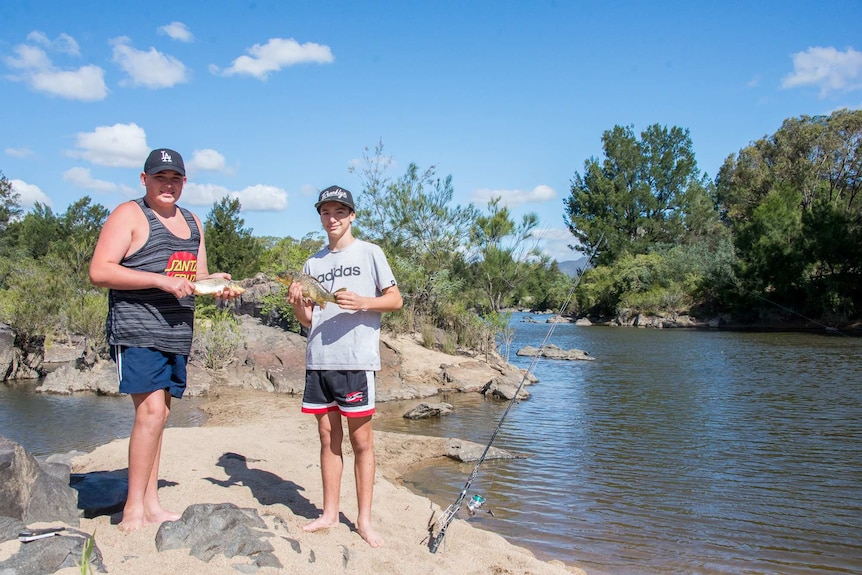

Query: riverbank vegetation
[0,109,859,365]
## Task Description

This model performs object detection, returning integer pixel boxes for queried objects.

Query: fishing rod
[427,236,603,554]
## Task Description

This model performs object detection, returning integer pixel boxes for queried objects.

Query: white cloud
[68,123,150,168]
[531,227,581,263]
[5,44,52,69]
[27,31,80,56]
[782,46,862,96]
[29,65,108,101]
[63,167,119,192]
[182,182,288,211]
[4,147,34,158]
[233,184,288,211]
[158,22,194,43]
[471,184,556,208]
[181,182,230,206]
[4,34,108,101]
[110,36,188,88]
[212,37,334,79]
[189,149,227,172]
[10,179,52,209]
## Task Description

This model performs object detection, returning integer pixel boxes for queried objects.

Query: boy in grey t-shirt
[287,185,402,547]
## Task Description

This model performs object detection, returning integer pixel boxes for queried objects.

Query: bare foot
[146,509,181,525]
[302,516,339,533]
[117,518,145,533]
[357,523,384,547]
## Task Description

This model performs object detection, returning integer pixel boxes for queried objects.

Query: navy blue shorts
[302,370,375,418]
[111,345,188,398]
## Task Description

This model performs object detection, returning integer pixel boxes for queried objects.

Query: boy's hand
[334,290,367,311]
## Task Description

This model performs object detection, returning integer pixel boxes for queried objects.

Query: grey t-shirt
[303,239,397,370]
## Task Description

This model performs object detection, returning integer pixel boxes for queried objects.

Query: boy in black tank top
[90,148,242,532]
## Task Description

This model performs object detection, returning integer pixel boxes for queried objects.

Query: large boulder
[37,360,117,395]
[155,502,280,568]
[0,436,80,525]
[0,324,16,381]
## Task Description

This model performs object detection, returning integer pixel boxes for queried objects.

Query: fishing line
[427,236,602,553]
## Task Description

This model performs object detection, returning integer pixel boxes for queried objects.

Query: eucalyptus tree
[469,197,541,313]
[350,142,479,329]
[716,109,862,317]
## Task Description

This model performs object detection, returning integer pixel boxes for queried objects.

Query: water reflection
[376,319,862,575]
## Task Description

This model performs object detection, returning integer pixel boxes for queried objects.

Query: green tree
[513,257,574,312]
[350,142,479,333]
[260,232,324,275]
[258,233,324,332]
[4,203,60,259]
[716,109,862,318]
[469,197,541,313]
[204,197,262,280]
[0,256,68,348]
[565,124,716,266]
[0,172,22,236]
[352,142,478,267]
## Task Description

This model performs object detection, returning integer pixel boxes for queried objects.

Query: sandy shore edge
[3,386,586,575]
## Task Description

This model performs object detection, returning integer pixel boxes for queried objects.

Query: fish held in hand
[275,270,345,309]
[192,278,246,296]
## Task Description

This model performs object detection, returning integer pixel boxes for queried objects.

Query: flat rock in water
[516,344,594,361]
[403,402,454,419]
[445,438,527,462]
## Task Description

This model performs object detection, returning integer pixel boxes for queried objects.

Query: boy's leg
[121,389,177,531]
[303,410,344,532]
[348,415,383,547]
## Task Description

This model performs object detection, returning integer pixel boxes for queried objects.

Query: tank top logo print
[165,251,198,280]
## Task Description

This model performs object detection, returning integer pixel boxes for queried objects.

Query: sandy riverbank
[32,386,585,574]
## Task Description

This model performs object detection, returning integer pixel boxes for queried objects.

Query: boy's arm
[89,202,194,299]
[334,284,403,313]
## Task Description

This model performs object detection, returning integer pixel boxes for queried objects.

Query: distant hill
[556,257,589,277]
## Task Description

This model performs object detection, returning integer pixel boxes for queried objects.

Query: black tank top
[106,198,200,355]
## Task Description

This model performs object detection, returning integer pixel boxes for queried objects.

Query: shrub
[194,308,243,370]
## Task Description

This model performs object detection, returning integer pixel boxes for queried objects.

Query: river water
[0,383,207,457]
[1,316,860,574]
[374,315,862,574]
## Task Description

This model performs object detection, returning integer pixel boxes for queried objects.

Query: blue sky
[2,0,861,263]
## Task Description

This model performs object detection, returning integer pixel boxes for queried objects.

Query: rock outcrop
[23,317,536,403]
[0,436,81,525]
[1,273,537,402]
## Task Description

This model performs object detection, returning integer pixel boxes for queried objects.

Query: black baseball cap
[314,185,355,212]
[144,148,186,176]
